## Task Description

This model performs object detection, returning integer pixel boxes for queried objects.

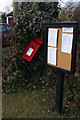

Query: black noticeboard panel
[44,21,79,74]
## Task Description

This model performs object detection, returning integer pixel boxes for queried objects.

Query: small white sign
[61,33,73,54]
[48,28,58,47]
[26,47,34,56]
[47,47,57,65]
[62,27,73,33]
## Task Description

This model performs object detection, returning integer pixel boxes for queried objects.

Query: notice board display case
[44,22,79,74]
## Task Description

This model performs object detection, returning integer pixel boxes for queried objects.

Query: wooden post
[55,71,65,114]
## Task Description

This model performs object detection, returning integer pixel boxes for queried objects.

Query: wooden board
[47,27,73,71]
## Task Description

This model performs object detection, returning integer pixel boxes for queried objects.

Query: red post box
[22,37,43,62]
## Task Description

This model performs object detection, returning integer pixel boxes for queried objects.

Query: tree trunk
[13,0,19,23]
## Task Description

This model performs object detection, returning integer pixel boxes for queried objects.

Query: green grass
[2,87,80,118]
[2,88,55,118]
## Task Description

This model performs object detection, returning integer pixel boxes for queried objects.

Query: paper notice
[61,33,73,54]
[48,28,58,47]
[62,27,73,33]
[26,47,34,56]
[47,47,57,65]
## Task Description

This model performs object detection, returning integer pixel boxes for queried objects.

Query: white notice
[61,33,73,54]
[62,27,73,33]
[26,47,34,56]
[47,47,57,65]
[48,28,58,47]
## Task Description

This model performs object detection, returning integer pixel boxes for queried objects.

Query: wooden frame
[44,21,79,74]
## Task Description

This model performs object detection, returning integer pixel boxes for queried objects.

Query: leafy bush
[3,2,59,91]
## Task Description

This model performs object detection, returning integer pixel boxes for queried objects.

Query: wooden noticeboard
[44,22,79,74]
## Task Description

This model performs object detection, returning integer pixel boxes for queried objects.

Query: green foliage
[64,75,80,106]
[7,70,22,85]
[57,13,72,22]
[3,2,59,91]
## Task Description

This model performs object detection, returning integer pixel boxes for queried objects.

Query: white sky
[0,0,80,14]
[59,0,80,7]
[0,0,13,14]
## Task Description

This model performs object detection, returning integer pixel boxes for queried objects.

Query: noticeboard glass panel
[44,22,79,74]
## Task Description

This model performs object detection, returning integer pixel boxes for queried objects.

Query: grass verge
[2,87,80,118]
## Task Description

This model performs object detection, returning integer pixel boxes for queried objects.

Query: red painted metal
[22,37,43,62]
